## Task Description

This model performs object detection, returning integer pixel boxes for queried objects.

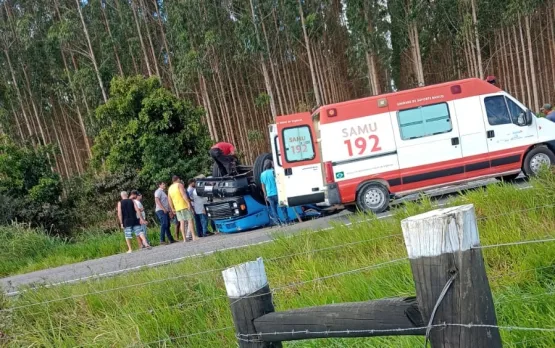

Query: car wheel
[523,146,555,176]
[356,182,390,214]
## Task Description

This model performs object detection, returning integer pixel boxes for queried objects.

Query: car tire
[356,182,390,214]
[523,146,555,176]
[253,153,273,188]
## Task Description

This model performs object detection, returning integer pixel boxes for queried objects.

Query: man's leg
[210,149,228,176]
[267,196,280,225]
[186,209,197,241]
[279,205,289,224]
[156,211,166,243]
[137,229,151,249]
[164,213,175,242]
[218,155,236,176]
[200,214,209,236]
[124,227,133,253]
[194,213,203,237]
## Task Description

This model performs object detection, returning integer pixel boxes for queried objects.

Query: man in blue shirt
[260,160,288,226]
[542,104,555,122]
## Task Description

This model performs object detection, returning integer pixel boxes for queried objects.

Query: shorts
[124,225,144,239]
[176,209,193,222]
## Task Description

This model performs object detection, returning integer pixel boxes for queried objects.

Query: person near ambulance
[168,175,197,242]
[209,142,237,176]
[260,160,289,226]
[541,104,555,122]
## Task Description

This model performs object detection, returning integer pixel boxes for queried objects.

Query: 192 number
[344,135,381,157]
[290,144,308,153]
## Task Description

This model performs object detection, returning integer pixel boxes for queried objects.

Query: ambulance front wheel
[523,146,555,176]
[356,182,390,214]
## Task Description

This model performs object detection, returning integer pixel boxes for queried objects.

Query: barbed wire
[234,323,555,342]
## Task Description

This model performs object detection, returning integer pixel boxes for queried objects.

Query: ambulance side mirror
[517,110,533,127]
[525,109,533,126]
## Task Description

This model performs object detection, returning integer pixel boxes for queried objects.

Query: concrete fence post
[222,257,282,348]
[401,204,502,348]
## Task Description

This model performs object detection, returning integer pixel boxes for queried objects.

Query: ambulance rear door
[268,124,288,206]
[276,112,325,206]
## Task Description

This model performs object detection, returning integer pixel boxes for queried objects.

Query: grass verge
[0,226,164,277]
[2,175,555,347]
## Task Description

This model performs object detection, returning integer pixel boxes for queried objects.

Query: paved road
[0,178,530,295]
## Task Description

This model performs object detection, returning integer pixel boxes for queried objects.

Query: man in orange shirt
[209,142,237,176]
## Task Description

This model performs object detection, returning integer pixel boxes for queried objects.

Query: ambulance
[269,78,555,213]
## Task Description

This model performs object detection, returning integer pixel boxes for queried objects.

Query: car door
[392,101,464,190]
[482,94,538,172]
[276,112,325,206]
[268,124,288,206]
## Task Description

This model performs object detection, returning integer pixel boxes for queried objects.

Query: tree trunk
[75,0,108,102]
[298,0,322,106]
[152,0,179,97]
[139,0,161,78]
[3,49,35,146]
[512,25,525,102]
[524,15,539,112]
[61,48,92,158]
[408,22,425,86]
[518,19,532,108]
[60,105,83,175]
[99,0,124,76]
[470,0,484,79]
[131,0,152,76]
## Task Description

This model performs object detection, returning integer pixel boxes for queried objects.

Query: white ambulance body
[268,78,555,213]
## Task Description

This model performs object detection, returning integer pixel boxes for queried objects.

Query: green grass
[3,175,555,347]
[0,226,164,277]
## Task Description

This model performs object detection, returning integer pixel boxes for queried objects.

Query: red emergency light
[450,85,462,94]
[327,108,337,117]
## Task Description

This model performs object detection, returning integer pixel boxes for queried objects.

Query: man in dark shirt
[209,142,237,176]
[542,104,555,122]
[117,191,151,253]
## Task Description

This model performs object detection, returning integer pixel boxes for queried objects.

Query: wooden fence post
[222,257,282,348]
[401,204,502,348]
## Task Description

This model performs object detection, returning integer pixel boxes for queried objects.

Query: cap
[130,189,140,196]
[486,75,496,82]
[543,104,552,110]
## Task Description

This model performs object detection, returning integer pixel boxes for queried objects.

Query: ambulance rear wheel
[523,146,555,176]
[356,182,390,214]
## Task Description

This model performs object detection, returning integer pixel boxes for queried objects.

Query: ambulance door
[392,101,464,187]
[276,112,325,206]
[268,124,288,206]
[481,94,538,168]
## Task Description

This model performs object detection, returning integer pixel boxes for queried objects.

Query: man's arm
[155,196,167,214]
[179,184,193,210]
[261,183,267,199]
[133,200,146,224]
[168,194,175,213]
[117,202,123,227]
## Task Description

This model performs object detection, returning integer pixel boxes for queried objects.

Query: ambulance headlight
[232,202,238,208]
[234,209,239,215]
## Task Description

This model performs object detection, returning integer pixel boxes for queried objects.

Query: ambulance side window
[282,126,315,162]
[398,103,452,140]
[273,136,282,167]
[485,96,512,125]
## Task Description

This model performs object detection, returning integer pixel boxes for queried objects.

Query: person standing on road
[542,104,555,122]
[187,178,211,238]
[118,191,151,253]
[168,175,197,242]
[133,191,150,248]
[209,142,237,176]
[155,182,176,245]
[260,160,289,226]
